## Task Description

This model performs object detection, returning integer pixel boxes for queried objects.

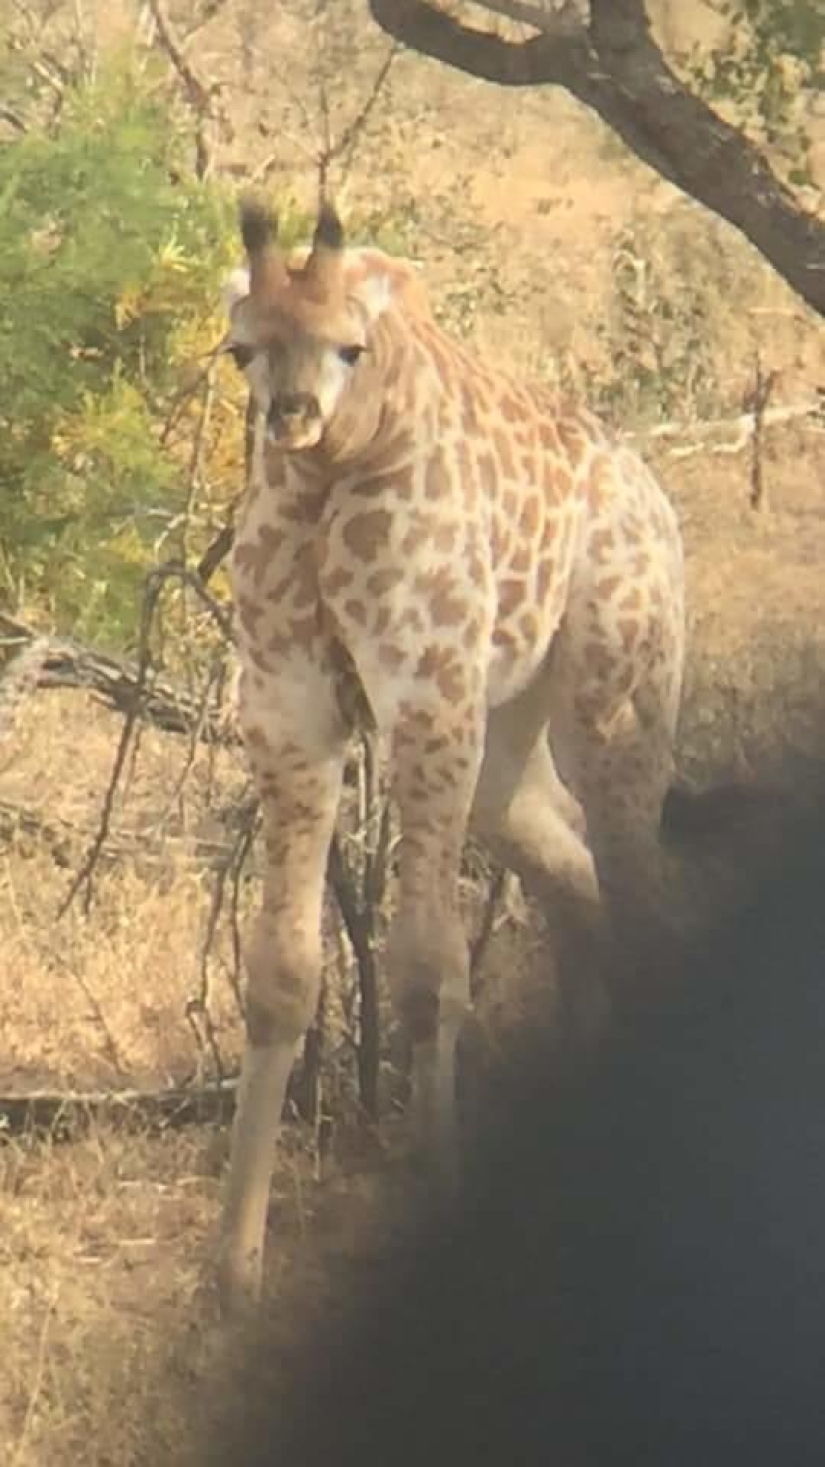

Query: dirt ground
[2,2,824,1462]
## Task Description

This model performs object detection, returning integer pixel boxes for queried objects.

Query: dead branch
[189,788,260,1080]
[745,353,779,512]
[46,946,128,1080]
[0,1079,239,1141]
[197,521,236,584]
[628,397,821,461]
[0,609,237,746]
[0,104,27,132]
[315,40,399,201]
[56,563,234,917]
[180,0,232,43]
[144,0,232,178]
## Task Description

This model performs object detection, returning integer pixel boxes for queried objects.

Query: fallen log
[0,1078,239,1140]
[0,611,238,746]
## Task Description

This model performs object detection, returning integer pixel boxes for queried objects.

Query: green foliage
[573,209,761,430]
[0,57,245,646]
[690,1,824,183]
[0,50,399,650]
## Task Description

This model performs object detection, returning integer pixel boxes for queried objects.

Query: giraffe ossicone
[218,194,685,1315]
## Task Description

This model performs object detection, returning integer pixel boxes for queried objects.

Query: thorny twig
[195,393,257,584]
[309,34,399,203]
[57,562,233,917]
[57,577,159,919]
[152,650,228,836]
[46,947,127,1080]
[189,789,260,1080]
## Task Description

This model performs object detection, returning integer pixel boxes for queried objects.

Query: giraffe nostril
[271,392,318,423]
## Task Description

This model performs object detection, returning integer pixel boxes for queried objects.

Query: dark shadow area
[203,775,825,1467]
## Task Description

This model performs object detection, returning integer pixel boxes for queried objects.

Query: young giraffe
[218,198,685,1314]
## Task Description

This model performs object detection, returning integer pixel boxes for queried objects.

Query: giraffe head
[222,198,393,454]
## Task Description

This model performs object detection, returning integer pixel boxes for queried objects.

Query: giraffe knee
[243,912,321,1046]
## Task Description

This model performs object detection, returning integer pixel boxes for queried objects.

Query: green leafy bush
[0,58,242,645]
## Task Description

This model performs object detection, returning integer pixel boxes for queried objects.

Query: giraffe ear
[347,268,392,326]
[222,266,251,317]
[347,251,428,326]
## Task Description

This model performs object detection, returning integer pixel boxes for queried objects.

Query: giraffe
[217,197,685,1314]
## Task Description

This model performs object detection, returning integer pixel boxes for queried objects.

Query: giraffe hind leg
[471,690,608,1057]
[551,599,685,1010]
[386,704,487,1193]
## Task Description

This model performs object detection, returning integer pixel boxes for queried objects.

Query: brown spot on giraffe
[368,568,406,597]
[344,599,368,626]
[237,596,264,637]
[508,541,532,576]
[433,522,457,554]
[289,613,320,648]
[545,460,571,501]
[343,508,393,561]
[424,453,446,502]
[597,576,621,601]
[323,565,355,597]
[414,565,468,629]
[493,427,516,479]
[519,495,541,538]
[498,577,525,619]
[379,643,406,671]
[535,557,554,604]
[619,618,641,654]
[620,586,643,613]
[415,645,466,705]
[500,393,522,423]
[589,529,614,564]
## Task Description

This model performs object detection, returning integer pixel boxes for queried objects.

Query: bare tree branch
[367,0,825,318]
[144,0,232,177]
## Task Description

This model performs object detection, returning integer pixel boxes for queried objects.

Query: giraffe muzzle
[267,393,322,448]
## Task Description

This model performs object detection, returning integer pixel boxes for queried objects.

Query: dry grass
[2,2,825,1461]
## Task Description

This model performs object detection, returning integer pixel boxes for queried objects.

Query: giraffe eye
[225,343,255,370]
[338,343,366,367]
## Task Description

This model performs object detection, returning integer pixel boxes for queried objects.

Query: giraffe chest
[230,445,582,724]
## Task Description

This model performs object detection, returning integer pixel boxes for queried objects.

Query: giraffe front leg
[387,706,482,1191]
[218,722,345,1317]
